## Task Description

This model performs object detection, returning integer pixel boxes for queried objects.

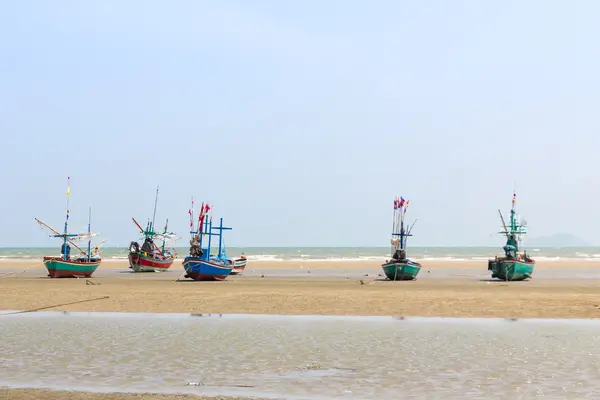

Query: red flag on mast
[198,202,205,233]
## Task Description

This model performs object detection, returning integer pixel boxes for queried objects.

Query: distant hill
[526,233,591,247]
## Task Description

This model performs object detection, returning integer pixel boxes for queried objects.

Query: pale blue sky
[1,1,597,247]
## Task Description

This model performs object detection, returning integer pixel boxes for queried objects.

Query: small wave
[0,255,35,259]
[415,257,470,262]
[245,254,285,262]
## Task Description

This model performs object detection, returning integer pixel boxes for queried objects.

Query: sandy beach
[1,259,600,319]
[2,260,600,399]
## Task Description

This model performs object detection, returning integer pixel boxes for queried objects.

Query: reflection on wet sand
[2,312,600,399]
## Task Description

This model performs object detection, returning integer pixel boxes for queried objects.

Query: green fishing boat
[488,191,534,281]
[382,196,421,281]
[35,177,103,278]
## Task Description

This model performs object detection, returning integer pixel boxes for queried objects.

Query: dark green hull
[43,257,101,278]
[382,260,421,281]
[488,258,534,281]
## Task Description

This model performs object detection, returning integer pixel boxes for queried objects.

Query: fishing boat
[230,254,248,275]
[218,237,247,275]
[488,191,534,281]
[182,200,234,281]
[381,196,421,281]
[128,187,178,272]
[35,177,102,278]
[218,249,247,275]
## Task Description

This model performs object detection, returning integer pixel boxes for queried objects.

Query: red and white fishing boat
[128,187,178,272]
[230,254,248,275]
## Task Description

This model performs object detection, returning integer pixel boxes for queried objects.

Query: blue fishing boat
[182,199,234,281]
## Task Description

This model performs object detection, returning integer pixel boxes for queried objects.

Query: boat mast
[197,202,205,250]
[217,218,223,256]
[151,186,159,233]
[498,191,520,252]
[63,177,71,261]
[391,197,413,254]
[400,198,410,250]
[36,218,86,253]
[162,218,168,256]
[189,197,194,236]
[392,197,398,240]
[207,218,213,254]
[511,190,520,252]
[209,217,232,259]
[511,191,517,232]
[87,206,92,262]
[400,209,405,249]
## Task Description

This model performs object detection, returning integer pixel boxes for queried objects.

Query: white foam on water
[245,254,285,262]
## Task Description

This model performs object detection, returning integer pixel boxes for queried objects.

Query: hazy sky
[1,1,598,247]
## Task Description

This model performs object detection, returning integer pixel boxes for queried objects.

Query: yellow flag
[66,176,70,196]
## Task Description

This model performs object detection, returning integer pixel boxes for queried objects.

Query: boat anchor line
[0,296,110,316]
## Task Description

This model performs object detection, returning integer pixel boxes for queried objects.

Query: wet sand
[0,389,254,400]
[1,260,600,318]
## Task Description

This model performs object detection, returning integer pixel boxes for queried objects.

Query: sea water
[1,312,600,399]
[2,246,600,262]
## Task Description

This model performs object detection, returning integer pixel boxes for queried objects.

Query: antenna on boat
[407,219,418,235]
[151,185,159,232]
[498,209,508,235]
[404,219,417,248]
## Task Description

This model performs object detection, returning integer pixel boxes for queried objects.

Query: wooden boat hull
[43,257,101,278]
[182,257,233,281]
[230,258,248,275]
[488,258,534,281]
[381,260,421,281]
[128,252,174,272]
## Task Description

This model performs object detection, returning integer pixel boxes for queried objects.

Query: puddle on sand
[2,312,600,399]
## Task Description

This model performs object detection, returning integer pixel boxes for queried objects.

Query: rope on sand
[0,296,110,316]
[175,271,188,281]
